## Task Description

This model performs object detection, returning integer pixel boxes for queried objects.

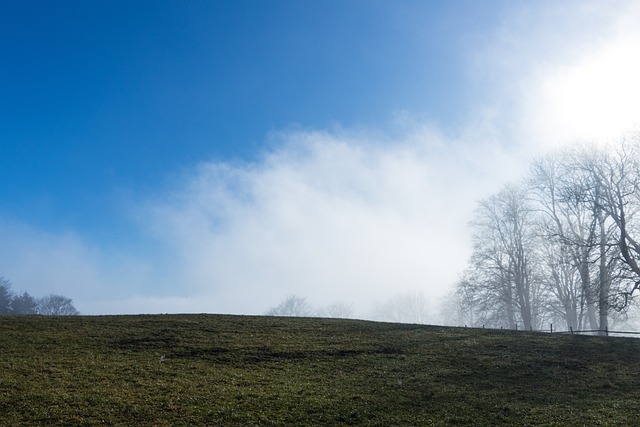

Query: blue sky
[2,1,640,316]
[1,0,477,232]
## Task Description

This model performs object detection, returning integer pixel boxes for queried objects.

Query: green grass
[1,315,639,426]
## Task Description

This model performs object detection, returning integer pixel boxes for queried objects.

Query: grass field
[1,314,639,426]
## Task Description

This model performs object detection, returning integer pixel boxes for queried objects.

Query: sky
[1,1,640,318]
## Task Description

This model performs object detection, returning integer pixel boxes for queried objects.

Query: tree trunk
[598,214,609,336]
[515,270,533,330]
[504,278,516,329]
[563,300,578,331]
[578,249,599,330]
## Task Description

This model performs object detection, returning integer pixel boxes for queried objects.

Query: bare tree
[444,276,496,327]
[585,138,640,305]
[529,154,601,329]
[539,239,585,329]
[534,141,640,334]
[456,135,640,332]
[469,184,543,330]
[372,290,430,324]
[265,295,313,317]
[318,301,354,319]
[440,286,473,326]
[38,294,80,316]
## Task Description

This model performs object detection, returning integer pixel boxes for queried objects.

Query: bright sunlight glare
[537,35,640,143]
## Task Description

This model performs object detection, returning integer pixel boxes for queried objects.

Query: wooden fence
[464,323,640,337]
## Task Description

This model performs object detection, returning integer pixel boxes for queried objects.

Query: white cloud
[142,126,520,317]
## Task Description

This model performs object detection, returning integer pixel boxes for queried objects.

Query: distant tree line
[265,295,355,319]
[265,291,432,324]
[371,290,430,324]
[450,133,640,334]
[0,277,79,315]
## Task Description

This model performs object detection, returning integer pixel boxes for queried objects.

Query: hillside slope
[1,314,639,425]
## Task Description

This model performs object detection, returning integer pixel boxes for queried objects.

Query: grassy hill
[1,314,639,426]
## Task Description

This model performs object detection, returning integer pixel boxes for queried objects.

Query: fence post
[570,326,573,335]
[606,326,609,337]
[550,323,553,334]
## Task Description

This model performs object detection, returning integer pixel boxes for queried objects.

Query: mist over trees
[266,295,313,317]
[266,295,356,319]
[0,277,80,315]
[0,278,12,314]
[372,290,430,324]
[452,134,640,333]
[11,292,38,315]
[37,294,81,316]
[316,301,355,319]
[266,292,433,324]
